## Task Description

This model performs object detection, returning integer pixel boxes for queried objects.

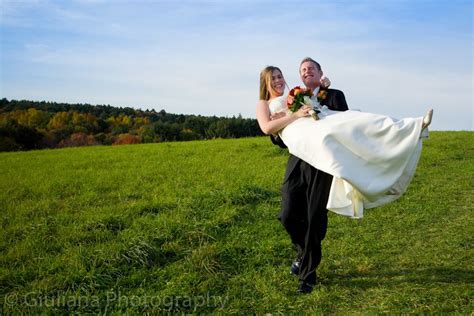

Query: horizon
[1,97,253,119]
[1,0,472,130]
[3,97,474,132]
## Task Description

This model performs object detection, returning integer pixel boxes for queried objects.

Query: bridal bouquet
[287,86,319,120]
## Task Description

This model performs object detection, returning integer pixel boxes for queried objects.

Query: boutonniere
[317,89,328,103]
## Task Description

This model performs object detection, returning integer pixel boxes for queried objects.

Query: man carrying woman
[256,57,432,294]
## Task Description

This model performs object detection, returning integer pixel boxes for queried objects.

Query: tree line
[0,98,263,152]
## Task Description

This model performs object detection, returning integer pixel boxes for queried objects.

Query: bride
[256,65,433,218]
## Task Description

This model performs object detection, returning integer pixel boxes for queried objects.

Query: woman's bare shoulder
[257,99,270,109]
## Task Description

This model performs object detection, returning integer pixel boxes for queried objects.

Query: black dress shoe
[290,259,301,276]
[296,281,315,294]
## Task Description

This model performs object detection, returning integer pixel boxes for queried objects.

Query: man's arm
[334,90,349,111]
[268,112,288,148]
[270,134,287,149]
[325,89,349,111]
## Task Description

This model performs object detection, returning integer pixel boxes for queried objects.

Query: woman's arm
[256,100,311,135]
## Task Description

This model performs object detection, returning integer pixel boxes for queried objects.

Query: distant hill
[0,98,263,151]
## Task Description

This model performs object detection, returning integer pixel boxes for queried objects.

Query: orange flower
[317,90,328,103]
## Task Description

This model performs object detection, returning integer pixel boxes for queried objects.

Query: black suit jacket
[270,88,349,181]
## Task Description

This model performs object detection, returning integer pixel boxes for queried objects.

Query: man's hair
[300,57,322,72]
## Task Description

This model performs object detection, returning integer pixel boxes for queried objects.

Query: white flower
[310,95,321,106]
[303,96,315,106]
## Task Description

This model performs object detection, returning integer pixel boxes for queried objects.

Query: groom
[272,57,349,294]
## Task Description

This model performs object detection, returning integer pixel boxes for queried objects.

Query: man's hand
[270,112,287,120]
[320,76,331,88]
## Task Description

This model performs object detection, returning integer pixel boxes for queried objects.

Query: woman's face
[270,69,285,96]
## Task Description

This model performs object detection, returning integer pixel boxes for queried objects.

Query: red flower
[287,86,313,112]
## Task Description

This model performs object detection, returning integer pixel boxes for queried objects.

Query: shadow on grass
[324,267,474,288]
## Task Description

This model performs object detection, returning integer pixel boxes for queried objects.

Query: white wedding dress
[269,95,427,219]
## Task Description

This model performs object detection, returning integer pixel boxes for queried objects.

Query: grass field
[1,131,473,313]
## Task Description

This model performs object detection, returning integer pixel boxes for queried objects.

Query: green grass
[1,131,473,313]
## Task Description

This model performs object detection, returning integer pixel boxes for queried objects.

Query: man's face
[300,61,323,88]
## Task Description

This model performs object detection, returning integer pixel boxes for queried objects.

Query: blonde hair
[259,66,284,101]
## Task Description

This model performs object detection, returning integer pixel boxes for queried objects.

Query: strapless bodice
[268,96,287,114]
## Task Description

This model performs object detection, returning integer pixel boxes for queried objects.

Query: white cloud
[1,1,472,129]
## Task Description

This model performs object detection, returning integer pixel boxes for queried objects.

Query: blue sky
[1,0,472,130]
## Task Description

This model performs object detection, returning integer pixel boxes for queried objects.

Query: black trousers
[279,159,333,284]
